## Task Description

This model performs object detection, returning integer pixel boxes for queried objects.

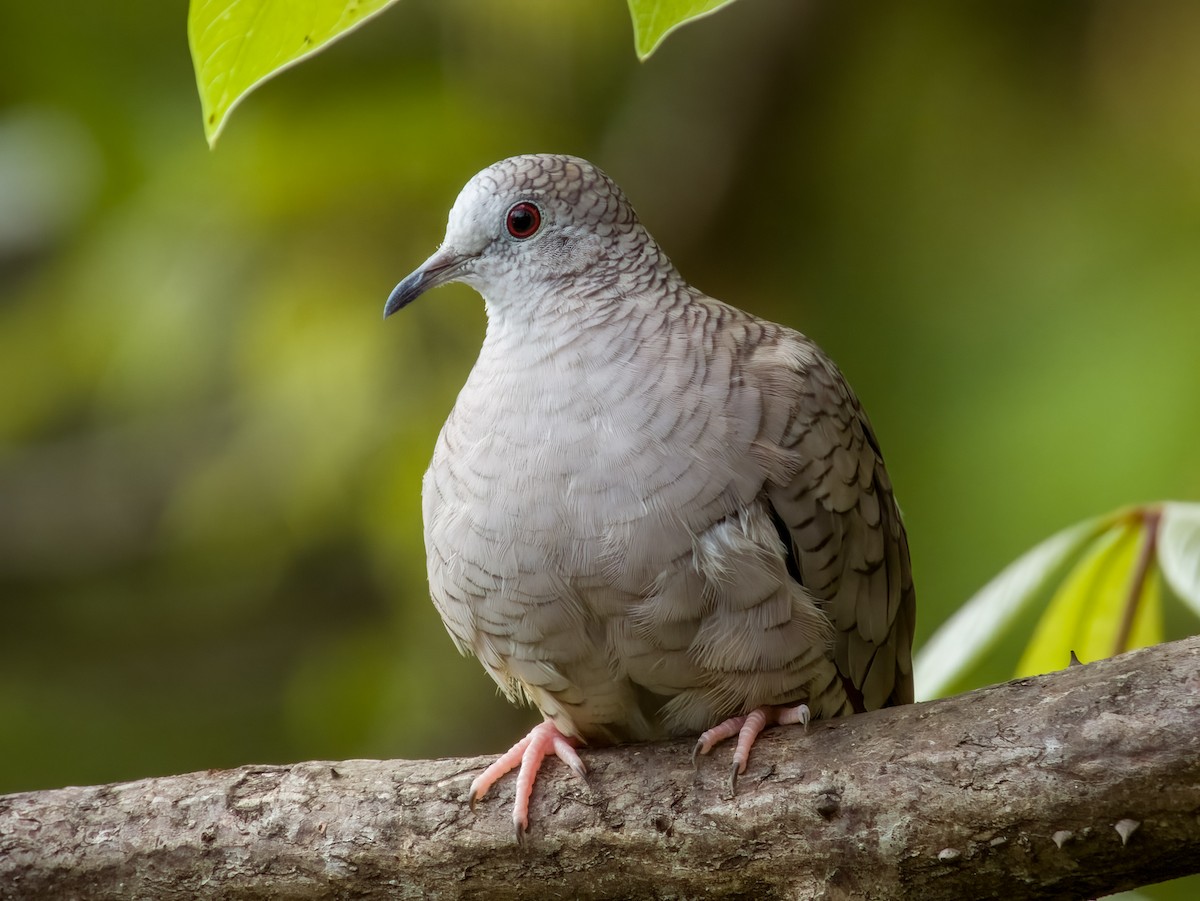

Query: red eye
[506,201,541,239]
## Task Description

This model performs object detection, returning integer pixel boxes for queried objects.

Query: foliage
[189,0,402,147]
[626,0,741,60]
[189,0,742,145]
[916,503,1200,700]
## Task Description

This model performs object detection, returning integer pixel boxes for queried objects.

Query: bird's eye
[505,201,541,239]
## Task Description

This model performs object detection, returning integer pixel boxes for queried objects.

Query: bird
[384,154,915,840]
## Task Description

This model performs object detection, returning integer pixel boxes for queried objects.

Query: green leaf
[188,0,402,147]
[1159,501,1200,617]
[627,0,741,60]
[1016,515,1162,677]
[914,514,1109,700]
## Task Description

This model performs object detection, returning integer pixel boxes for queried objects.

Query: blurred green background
[1,0,1198,849]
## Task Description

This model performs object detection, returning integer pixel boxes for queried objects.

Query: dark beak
[383,249,471,319]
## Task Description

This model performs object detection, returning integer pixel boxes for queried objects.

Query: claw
[693,714,748,762]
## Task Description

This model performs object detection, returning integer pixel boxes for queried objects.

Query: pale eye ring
[505,201,542,239]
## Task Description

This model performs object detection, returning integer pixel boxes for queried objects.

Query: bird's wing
[747,329,915,711]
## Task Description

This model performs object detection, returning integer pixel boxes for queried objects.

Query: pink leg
[468,719,587,841]
[693,703,810,793]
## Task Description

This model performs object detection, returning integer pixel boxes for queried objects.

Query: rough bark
[2,636,1198,900]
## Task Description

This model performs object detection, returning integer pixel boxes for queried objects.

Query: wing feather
[752,330,916,712]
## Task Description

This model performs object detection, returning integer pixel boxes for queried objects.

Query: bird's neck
[482,238,685,344]
[478,286,632,369]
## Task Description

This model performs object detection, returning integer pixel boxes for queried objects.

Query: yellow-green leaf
[1016,516,1162,677]
[188,0,402,147]
[627,0,741,61]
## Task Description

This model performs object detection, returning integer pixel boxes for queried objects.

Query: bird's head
[384,154,663,318]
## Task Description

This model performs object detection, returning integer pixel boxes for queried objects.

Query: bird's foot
[468,719,587,842]
[692,703,810,794]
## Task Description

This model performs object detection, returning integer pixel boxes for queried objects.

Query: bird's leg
[468,719,587,841]
[692,703,811,794]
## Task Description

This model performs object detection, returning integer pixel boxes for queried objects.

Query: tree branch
[2,636,1198,900]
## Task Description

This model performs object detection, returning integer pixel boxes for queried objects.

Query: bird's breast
[423,320,768,598]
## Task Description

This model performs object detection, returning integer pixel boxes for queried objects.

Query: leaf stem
[1113,506,1161,655]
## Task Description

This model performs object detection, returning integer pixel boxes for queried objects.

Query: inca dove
[385,154,915,838]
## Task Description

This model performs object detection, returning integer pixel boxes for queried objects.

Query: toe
[471,719,582,840]
[696,702,813,791]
